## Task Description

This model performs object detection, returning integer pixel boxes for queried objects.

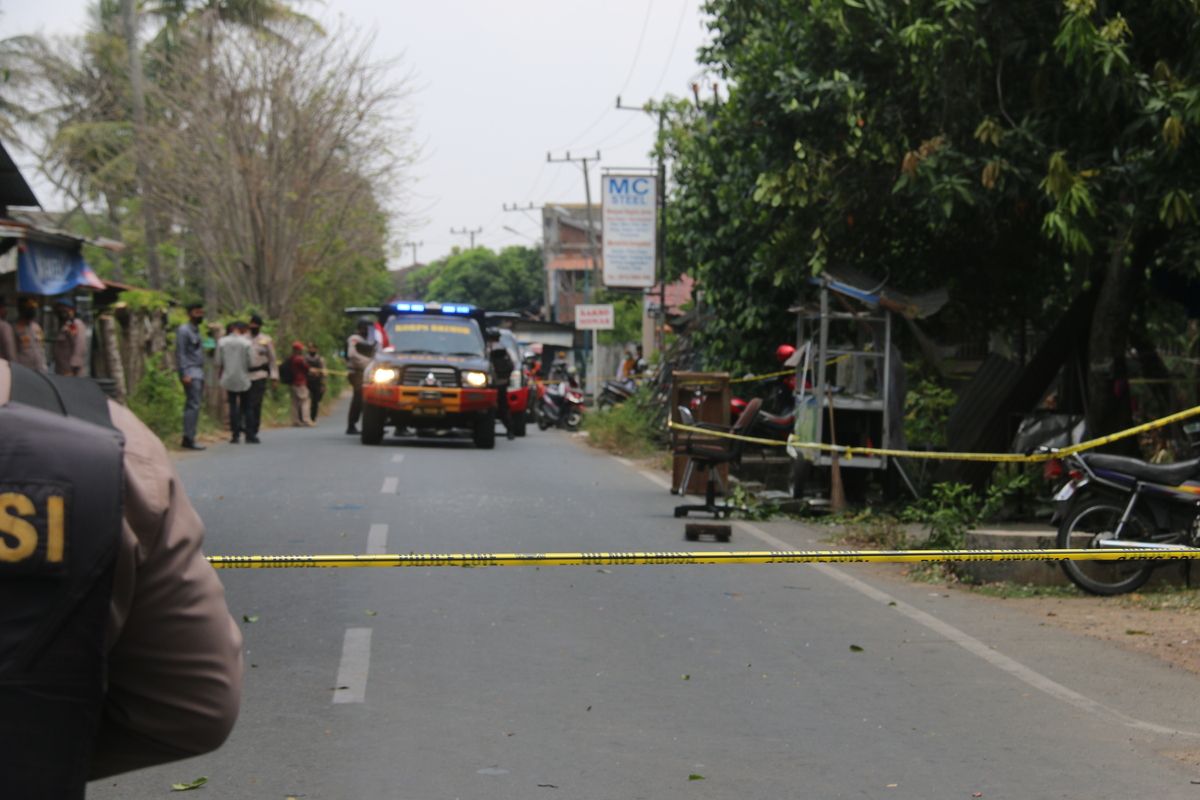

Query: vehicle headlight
[371,367,398,384]
[464,370,488,388]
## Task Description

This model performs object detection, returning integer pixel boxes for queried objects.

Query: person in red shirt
[287,341,313,427]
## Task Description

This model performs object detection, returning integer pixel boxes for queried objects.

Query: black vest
[0,365,124,799]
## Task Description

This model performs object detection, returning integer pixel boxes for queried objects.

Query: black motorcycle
[1052,450,1200,595]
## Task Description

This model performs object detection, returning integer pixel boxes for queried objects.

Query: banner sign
[575,304,615,330]
[602,174,656,288]
[17,240,102,295]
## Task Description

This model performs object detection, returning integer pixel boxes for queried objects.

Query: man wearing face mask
[13,297,46,373]
[244,313,277,444]
[175,302,207,451]
[53,298,89,377]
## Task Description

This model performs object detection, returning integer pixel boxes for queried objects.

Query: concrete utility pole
[616,96,668,356]
[547,150,601,395]
[401,240,423,265]
[450,227,482,249]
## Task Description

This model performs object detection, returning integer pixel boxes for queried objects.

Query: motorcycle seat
[757,410,794,427]
[1081,453,1200,485]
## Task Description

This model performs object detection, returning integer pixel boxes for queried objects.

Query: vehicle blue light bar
[395,302,426,313]
[441,304,473,314]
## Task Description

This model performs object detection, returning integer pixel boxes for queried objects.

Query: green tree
[425,246,544,312]
[664,0,1200,436]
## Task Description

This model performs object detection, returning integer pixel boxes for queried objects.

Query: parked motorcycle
[598,376,639,410]
[1051,450,1200,595]
[730,396,794,441]
[538,375,585,431]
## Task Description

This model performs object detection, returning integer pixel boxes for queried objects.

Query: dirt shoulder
[872,562,1200,676]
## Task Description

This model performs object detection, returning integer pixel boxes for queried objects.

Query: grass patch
[583,393,662,458]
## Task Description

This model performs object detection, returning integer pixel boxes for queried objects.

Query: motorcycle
[598,376,639,410]
[730,396,794,441]
[538,375,585,431]
[1051,449,1200,595]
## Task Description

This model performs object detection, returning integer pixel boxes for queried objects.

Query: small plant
[728,483,778,521]
[904,378,957,448]
[901,482,981,550]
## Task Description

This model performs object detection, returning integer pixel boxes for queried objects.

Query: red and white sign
[574,304,615,330]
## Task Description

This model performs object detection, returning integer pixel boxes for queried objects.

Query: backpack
[279,357,294,385]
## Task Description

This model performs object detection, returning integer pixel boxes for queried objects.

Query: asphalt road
[90,404,1200,799]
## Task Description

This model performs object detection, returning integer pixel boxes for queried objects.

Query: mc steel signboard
[602,174,656,288]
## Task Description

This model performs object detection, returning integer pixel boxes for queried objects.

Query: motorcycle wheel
[1056,499,1156,596]
[537,408,552,431]
[597,396,614,412]
[565,409,583,431]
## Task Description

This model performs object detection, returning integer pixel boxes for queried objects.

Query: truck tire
[473,411,496,449]
[361,404,385,445]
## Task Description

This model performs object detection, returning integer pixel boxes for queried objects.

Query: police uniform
[0,360,242,795]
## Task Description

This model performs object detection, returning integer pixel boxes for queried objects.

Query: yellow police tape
[668,402,1200,463]
[207,547,1197,569]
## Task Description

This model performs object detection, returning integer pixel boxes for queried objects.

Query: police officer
[489,336,516,441]
[0,359,242,797]
[13,297,46,373]
[245,313,278,444]
[345,316,374,435]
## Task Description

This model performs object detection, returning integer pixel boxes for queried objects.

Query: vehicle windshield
[385,314,485,357]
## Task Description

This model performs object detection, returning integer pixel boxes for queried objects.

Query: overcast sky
[3,0,711,269]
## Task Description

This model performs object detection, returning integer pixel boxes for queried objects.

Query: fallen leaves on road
[537,784,559,789]
[596,569,612,574]
[682,674,690,680]
[365,610,378,616]
[242,615,259,623]
[688,774,705,781]
[1125,629,1151,636]
[170,777,207,791]
[850,644,864,652]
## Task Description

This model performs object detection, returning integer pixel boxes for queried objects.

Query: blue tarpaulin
[17,240,103,295]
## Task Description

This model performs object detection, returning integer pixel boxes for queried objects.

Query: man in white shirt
[215,321,253,443]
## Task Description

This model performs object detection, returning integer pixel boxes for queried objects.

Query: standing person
[306,342,326,423]
[287,341,313,427]
[215,321,252,443]
[53,298,89,377]
[13,297,46,373]
[175,302,206,451]
[0,359,242,795]
[244,313,277,444]
[0,295,15,363]
[490,339,516,441]
[345,317,374,435]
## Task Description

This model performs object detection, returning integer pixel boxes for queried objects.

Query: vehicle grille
[401,366,459,388]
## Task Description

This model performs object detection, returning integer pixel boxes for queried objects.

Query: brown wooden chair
[673,398,762,519]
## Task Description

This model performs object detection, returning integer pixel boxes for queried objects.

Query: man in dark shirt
[305,343,326,423]
[175,302,206,450]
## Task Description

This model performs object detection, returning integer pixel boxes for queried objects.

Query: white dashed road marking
[332,628,373,704]
[391,454,405,463]
[381,476,399,494]
[367,524,389,554]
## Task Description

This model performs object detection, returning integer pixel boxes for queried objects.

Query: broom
[826,387,846,511]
